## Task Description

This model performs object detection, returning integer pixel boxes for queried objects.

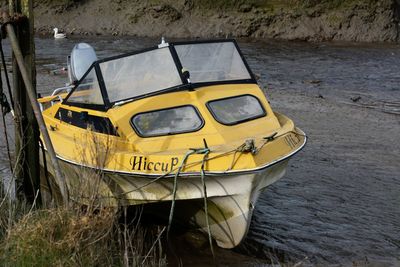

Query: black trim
[111,80,255,107]
[182,79,255,89]
[130,105,205,138]
[95,64,112,109]
[63,63,94,102]
[169,45,187,85]
[232,40,257,82]
[55,107,119,136]
[112,84,191,106]
[206,94,267,126]
[62,102,108,111]
[63,63,108,111]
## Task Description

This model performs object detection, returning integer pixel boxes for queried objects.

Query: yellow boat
[38,39,306,248]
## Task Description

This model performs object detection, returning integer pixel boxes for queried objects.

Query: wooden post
[9,0,39,203]
[4,12,69,206]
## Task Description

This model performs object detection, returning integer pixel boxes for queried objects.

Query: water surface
[1,36,399,265]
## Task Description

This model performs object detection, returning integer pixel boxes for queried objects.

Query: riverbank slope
[34,0,400,42]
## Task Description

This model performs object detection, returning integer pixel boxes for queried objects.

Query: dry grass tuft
[0,205,166,266]
[0,116,167,266]
[1,208,113,266]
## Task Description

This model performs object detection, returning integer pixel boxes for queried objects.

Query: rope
[166,149,195,267]
[200,149,216,263]
[167,149,198,237]
[96,130,306,201]
[88,130,306,201]
[165,148,210,266]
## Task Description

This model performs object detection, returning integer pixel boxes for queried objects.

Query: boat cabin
[40,39,280,152]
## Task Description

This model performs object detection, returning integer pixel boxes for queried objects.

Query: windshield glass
[65,41,254,107]
[175,42,251,83]
[66,68,104,105]
[99,47,182,103]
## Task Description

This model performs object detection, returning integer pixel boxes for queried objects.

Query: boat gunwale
[40,129,307,178]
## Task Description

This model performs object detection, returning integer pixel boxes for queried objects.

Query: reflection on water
[0,36,399,265]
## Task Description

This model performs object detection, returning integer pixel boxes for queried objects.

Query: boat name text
[130,156,179,172]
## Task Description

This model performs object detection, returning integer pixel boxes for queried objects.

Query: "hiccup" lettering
[130,156,179,172]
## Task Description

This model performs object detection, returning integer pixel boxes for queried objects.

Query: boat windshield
[175,42,251,83]
[64,40,254,109]
[99,47,182,103]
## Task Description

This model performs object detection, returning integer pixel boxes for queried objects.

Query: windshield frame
[63,39,256,111]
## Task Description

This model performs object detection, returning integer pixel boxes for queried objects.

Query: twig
[141,226,166,265]
[28,189,40,213]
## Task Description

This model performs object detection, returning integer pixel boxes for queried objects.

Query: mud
[32,0,400,43]
[0,36,399,266]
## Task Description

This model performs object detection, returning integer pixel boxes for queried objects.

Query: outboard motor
[67,43,97,84]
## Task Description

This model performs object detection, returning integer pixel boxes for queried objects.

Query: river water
[1,36,399,265]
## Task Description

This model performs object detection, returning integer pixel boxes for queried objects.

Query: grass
[0,177,166,267]
[0,128,167,266]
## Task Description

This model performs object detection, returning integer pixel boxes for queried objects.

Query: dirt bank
[34,0,400,42]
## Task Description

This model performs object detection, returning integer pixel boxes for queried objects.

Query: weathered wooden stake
[9,0,39,203]
[7,0,69,205]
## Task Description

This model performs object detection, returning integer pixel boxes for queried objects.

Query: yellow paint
[39,83,305,175]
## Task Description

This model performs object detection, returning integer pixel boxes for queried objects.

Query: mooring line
[167,149,198,238]
[200,149,217,264]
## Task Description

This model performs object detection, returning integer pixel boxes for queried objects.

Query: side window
[207,95,266,125]
[55,108,118,136]
[131,106,204,137]
[65,68,104,105]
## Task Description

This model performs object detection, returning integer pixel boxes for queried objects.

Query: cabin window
[175,42,251,83]
[207,95,266,125]
[131,105,204,137]
[65,68,104,105]
[55,108,118,136]
[100,47,182,103]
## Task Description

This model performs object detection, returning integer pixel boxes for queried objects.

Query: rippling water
[1,36,399,265]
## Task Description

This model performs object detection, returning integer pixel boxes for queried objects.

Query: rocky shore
[34,0,400,42]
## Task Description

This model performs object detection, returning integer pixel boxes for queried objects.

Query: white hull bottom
[40,151,289,248]
[192,161,288,248]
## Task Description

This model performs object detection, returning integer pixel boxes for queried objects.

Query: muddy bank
[34,0,400,42]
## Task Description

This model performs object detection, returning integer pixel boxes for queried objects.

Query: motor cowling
[68,43,97,84]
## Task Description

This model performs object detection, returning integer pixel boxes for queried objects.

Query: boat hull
[40,150,289,248]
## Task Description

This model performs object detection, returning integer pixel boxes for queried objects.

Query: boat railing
[38,86,72,112]
[51,85,73,96]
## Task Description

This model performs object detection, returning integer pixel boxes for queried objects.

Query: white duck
[53,28,66,39]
